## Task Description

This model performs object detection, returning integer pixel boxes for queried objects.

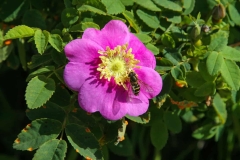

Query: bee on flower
[63,20,162,120]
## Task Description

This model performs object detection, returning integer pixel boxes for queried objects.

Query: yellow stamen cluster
[97,44,139,89]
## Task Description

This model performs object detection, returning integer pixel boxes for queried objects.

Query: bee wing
[138,80,155,99]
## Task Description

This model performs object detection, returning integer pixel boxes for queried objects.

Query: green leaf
[122,10,140,33]
[221,46,240,61]
[163,111,182,133]
[192,124,217,140]
[153,0,182,11]
[33,139,67,160]
[146,43,159,55]
[0,43,14,63]
[77,5,106,15]
[208,30,228,52]
[101,0,125,15]
[6,51,20,69]
[68,108,103,139]
[198,62,215,82]
[25,75,55,109]
[162,48,182,65]
[220,59,240,91]
[150,121,168,150]
[34,30,49,55]
[171,66,184,80]
[194,81,215,97]
[125,112,150,124]
[4,25,35,40]
[206,51,224,76]
[0,0,28,22]
[135,33,152,43]
[161,33,175,48]
[186,71,206,88]
[161,11,181,23]
[158,73,173,98]
[13,118,62,150]
[28,54,53,69]
[65,124,102,160]
[107,136,133,156]
[49,34,63,52]
[136,9,160,29]
[212,93,227,124]
[61,8,79,27]
[183,0,195,15]
[228,4,240,26]
[49,84,70,107]
[17,38,27,71]
[26,101,66,122]
[120,0,134,6]
[81,22,100,30]
[133,0,161,11]
[22,9,46,29]
[26,66,55,82]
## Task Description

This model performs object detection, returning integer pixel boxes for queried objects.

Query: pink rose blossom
[64,20,162,120]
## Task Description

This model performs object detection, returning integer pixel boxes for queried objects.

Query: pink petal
[82,20,130,49]
[64,62,98,91]
[113,87,149,117]
[64,39,103,62]
[128,33,156,68]
[135,67,162,99]
[78,79,127,120]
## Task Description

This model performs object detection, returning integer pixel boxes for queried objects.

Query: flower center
[97,44,140,90]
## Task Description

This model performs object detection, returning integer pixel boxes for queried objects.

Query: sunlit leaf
[133,0,161,11]
[153,0,182,11]
[4,25,34,40]
[220,59,240,91]
[228,4,240,26]
[65,124,102,160]
[77,5,106,15]
[122,10,140,33]
[221,46,240,62]
[212,93,227,124]
[33,139,67,160]
[206,51,223,76]
[136,9,160,29]
[34,30,49,55]
[13,118,62,150]
[101,0,125,15]
[25,75,55,109]
[49,34,63,52]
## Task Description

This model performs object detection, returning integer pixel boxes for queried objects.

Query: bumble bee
[128,71,140,96]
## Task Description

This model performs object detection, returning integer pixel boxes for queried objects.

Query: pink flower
[64,20,162,120]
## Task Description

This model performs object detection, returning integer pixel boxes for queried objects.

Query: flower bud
[212,4,226,23]
[190,24,201,43]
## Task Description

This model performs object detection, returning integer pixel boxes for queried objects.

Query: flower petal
[135,67,162,99]
[64,39,103,62]
[82,20,130,49]
[78,79,127,120]
[64,62,98,91]
[113,87,149,117]
[128,33,156,68]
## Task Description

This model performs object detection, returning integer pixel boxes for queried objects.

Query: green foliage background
[1,0,240,159]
